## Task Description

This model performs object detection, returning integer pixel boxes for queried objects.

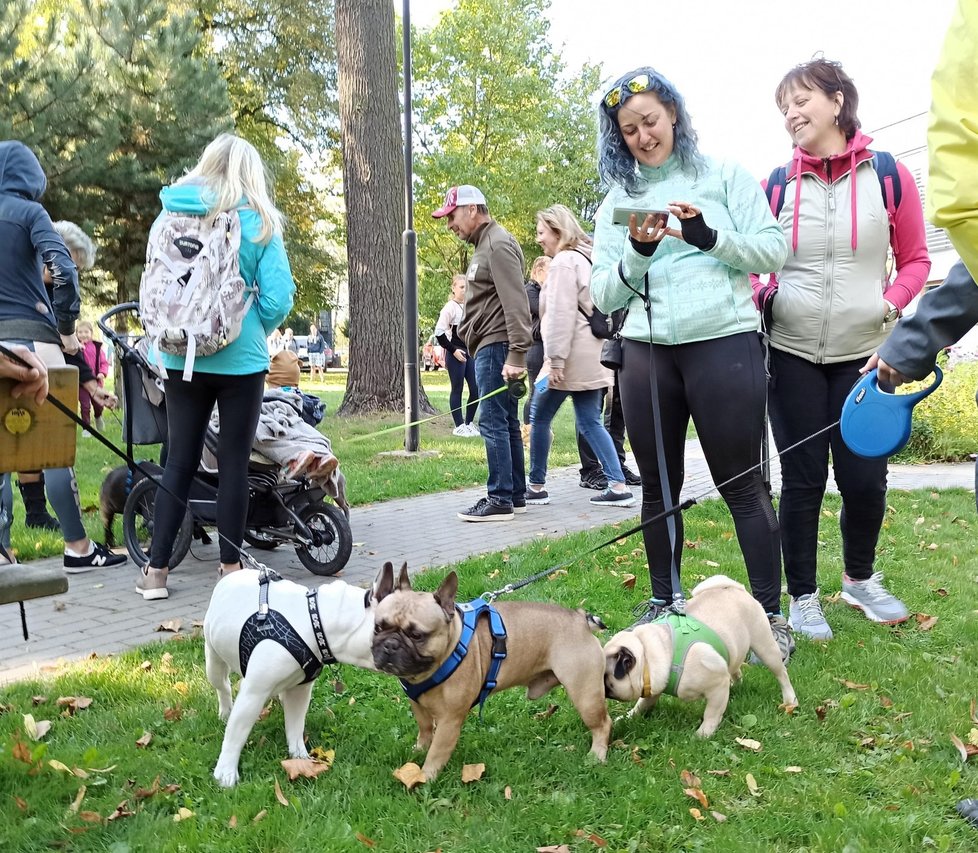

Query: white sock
[65,542,94,558]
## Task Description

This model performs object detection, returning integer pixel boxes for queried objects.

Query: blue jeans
[474,343,525,507]
[530,387,625,486]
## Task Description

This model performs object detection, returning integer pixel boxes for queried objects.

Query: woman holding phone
[589,67,791,657]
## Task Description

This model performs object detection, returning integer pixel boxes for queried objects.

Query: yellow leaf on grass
[393,762,426,789]
[745,773,761,796]
[172,807,194,822]
[274,778,289,807]
[505,785,513,799]
[785,766,803,773]
[704,560,720,568]
[689,807,705,821]
[969,729,978,747]
[135,731,153,749]
[679,769,701,788]
[461,763,485,783]
[838,679,870,690]
[252,809,268,824]
[228,815,238,829]
[915,613,939,631]
[282,756,333,780]
[23,714,51,740]
[536,846,571,853]
[684,787,709,808]
[49,760,73,773]
[735,737,762,752]
[68,786,86,814]
[356,831,376,847]
[173,682,189,696]
[56,696,93,713]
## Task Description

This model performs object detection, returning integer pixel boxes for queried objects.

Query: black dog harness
[238,568,347,684]
[400,597,507,715]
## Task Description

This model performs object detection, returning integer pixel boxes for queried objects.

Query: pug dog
[204,568,379,787]
[371,562,612,781]
[604,575,797,737]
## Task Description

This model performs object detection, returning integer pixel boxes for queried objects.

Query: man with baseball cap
[433,185,533,521]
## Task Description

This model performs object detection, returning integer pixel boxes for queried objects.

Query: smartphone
[611,207,670,227]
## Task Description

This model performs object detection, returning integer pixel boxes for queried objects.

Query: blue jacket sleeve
[31,208,80,334]
[255,234,295,334]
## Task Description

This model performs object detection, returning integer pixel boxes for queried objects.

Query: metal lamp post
[402,0,420,452]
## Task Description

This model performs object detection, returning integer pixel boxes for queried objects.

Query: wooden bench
[0,563,69,640]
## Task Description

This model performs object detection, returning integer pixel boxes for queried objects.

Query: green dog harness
[647,612,730,697]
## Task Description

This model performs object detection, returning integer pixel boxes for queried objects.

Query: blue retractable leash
[840,366,943,459]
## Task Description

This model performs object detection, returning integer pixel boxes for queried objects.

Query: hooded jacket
[752,131,930,364]
[539,243,613,391]
[0,140,79,343]
[151,182,295,376]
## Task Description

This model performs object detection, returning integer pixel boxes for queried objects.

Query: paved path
[1,440,973,684]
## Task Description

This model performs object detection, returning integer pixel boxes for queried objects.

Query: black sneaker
[622,465,642,486]
[457,498,514,523]
[579,471,608,490]
[512,496,527,514]
[64,541,129,574]
[629,598,668,629]
[589,488,636,508]
[525,488,550,505]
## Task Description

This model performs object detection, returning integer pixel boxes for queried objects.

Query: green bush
[893,360,978,462]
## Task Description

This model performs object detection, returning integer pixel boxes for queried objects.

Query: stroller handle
[98,302,141,346]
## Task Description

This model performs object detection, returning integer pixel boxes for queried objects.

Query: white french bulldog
[203,568,378,787]
[603,575,797,737]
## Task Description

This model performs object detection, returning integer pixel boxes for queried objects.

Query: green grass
[8,371,581,561]
[2,490,978,850]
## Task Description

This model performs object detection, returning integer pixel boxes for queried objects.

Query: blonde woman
[527,204,634,509]
[435,274,479,436]
[139,133,295,601]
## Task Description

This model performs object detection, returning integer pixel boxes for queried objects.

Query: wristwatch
[883,303,900,323]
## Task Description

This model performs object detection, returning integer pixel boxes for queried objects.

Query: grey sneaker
[135,566,169,601]
[525,487,551,505]
[629,598,668,629]
[841,572,910,625]
[789,590,833,641]
[766,613,795,664]
[589,487,636,508]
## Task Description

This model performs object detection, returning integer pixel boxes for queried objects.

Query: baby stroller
[98,303,353,576]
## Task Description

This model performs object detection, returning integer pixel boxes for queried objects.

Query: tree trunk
[334,0,433,416]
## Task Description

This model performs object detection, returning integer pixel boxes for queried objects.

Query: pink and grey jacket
[751,131,930,364]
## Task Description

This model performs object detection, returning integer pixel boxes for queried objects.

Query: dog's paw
[218,704,232,722]
[213,764,239,788]
[694,724,719,738]
[288,745,311,760]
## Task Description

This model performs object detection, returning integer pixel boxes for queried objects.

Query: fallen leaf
[310,746,335,764]
[281,756,333,780]
[951,734,978,761]
[23,714,51,740]
[880,696,894,708]
[971,698,978,725]
[164,706,182,722]
[704,560,720,568]
[838,679,870,691]
[140,661,152,671]
[393,762,426,789]
[12,740,32,764]
[815,706,828,722]
[252,809,267,824]
[228,815,238,829]
[14,795,27,812]
[915,613,939,631]
[779,702,798,715]
[621,574,637,590]
[684,787,709,809]
[172,807,194,822]
[173,682,189,696]
[134,776,160,800]
[274,778,289,806]
[32,695,47,705]
[860,737,876,749]
[48,759,73,774]
[135,731,153,749]
[735,737,762,752]
[969,728,978,747]
[745,773,761,797]
[504,785,512,800]
[711,811,728,823]
[68,786,86,814]
[56,696,93,714]
[107,800,134,821]
[689,807,705,821]
[679,769,701,788]
[156,620,182,633]
[79,810,103,824]
[461,763,485,783]
[536,847,571,853]
[356,832,376,847]
[785,766,803,773]
[706,769,731,777]
[534,704,559,720]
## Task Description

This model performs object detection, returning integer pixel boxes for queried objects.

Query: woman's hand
[89,383,118,410]
[1,345,48,404]
[60,332,80,355]
[668,202,718,251]
[549,366,565,385]
[452,350,467,363]
[628,213,670,245]
[860,352,911,387]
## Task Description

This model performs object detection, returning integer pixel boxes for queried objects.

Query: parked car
[422,335,445,371]
[292,334,310,371]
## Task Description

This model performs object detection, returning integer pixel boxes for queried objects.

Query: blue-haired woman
[589,67,792,657]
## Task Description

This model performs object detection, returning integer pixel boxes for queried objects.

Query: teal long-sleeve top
[590,155,787,344]
[153,183,295,375]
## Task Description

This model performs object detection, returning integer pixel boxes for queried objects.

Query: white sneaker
[452,424,468,437]
[789,590,833,641]
[464,423,481,437]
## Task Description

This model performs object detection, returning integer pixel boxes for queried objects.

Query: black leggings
[618,333,782,614]
[149,371,265,567]
[446,349,478,426]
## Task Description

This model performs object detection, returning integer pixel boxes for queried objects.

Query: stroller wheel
[122,477,194,569]
[294,500,352,577]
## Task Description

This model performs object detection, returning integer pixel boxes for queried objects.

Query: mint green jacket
[590,155,787,344]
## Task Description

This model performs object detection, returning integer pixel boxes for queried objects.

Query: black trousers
[618,333,782,614]
[767,348,887,596]
[149,370,265,567]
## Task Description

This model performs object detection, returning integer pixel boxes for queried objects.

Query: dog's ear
[433,571,459,621]
[396,562,412,591]
[613,646,636,681]
[374,561,395,602]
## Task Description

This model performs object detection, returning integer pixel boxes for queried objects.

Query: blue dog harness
[237,568,346,684]
[400,597,507,715]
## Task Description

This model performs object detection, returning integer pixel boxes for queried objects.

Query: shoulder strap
[764,165,789,217]
[870,149,902,216]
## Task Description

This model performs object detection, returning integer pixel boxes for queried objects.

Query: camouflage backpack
[138,209,256,381]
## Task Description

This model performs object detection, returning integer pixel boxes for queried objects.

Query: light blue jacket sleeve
[591,193,650,314]
[708,161,787,274]
[254,233,295,334]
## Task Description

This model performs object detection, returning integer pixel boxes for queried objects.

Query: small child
[77,320,108,430]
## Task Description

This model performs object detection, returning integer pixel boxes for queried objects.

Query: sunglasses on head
[603,73,652,109]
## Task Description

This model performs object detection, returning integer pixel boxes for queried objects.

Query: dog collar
[400,597,507,715]
[641,665,652,699]
[655,612,729,697]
